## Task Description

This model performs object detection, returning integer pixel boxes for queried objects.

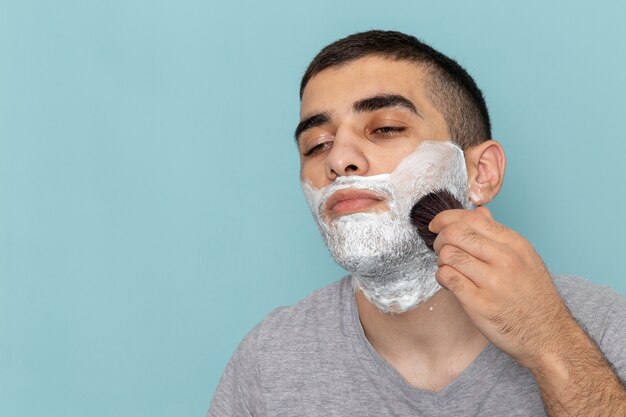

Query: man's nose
[325,128,369,180]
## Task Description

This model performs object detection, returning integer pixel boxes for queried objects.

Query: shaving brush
[410,190,463,250]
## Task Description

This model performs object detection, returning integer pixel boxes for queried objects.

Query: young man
[208,31,626,416]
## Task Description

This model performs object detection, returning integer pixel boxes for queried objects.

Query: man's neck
[355,287,488,392]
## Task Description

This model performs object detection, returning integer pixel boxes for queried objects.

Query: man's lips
[325,189,387,217]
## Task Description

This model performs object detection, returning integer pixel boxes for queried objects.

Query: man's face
[296,56,475,312]
[297,55,451,220]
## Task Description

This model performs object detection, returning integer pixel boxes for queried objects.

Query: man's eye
[303,141,332,157]
[372,126,406,136]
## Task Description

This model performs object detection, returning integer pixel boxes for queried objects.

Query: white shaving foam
[301,141,473,314]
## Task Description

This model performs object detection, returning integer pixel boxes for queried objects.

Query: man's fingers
[433,221,506,265]
[435,265,479,302]
[428,209,464,233]
[429,207,509,243]
[436,244,493,288]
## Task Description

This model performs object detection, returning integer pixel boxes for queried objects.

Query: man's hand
[429,206,626,417]
[429,206,568,368]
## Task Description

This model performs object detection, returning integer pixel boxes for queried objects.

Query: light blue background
[1,1,625,416]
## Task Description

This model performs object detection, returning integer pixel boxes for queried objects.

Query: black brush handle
[410,190,463,251]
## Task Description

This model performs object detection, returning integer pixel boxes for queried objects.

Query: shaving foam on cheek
[301,141,472,314]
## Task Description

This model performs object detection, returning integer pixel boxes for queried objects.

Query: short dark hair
[300,30,491,149]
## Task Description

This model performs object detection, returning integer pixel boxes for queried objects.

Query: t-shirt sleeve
[598,289,626,383]
[207,326,265,417]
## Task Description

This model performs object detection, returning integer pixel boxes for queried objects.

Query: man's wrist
[520,309,586,378]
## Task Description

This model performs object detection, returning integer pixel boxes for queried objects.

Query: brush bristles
[410,190,463,251]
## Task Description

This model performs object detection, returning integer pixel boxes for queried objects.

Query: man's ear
[464,140,506,205]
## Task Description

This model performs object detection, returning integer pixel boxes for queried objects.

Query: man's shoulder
[553,274,623,307]
[553,274,626,340]
[209,279,356,416]
[243,276,353,354]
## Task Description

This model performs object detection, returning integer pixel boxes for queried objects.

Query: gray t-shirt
[208,276,626,416]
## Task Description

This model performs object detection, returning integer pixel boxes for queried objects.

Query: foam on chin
[301,141,472,314]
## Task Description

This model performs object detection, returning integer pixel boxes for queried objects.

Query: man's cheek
[389,141,474,213]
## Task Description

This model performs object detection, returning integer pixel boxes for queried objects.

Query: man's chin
[333,254,387,275]
[352,264,442,314]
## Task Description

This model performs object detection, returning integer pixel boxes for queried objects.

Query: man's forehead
[299,56,429,118]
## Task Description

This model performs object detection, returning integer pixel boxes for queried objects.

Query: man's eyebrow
[294,94,418,142]
[353,94,419,115]
[294,112,331,142]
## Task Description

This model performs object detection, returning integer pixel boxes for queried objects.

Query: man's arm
[430,206,626,417]
[529,315,626,416]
